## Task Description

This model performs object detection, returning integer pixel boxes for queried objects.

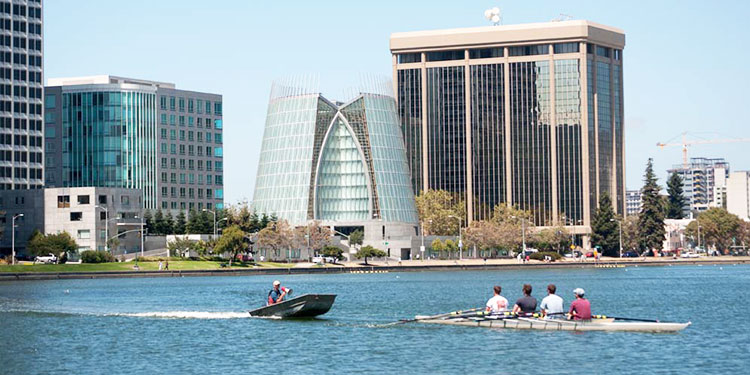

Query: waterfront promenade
[1,256,747,281]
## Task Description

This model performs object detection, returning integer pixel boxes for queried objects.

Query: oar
[593,314,660,323]
[377,307,483,327]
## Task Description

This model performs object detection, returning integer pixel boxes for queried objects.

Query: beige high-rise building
[390,20,625,242]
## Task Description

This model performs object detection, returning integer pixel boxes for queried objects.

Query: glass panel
[426,50,464,62]
[508,45,549,56]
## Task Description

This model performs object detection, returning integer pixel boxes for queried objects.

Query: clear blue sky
[45,0,750,204]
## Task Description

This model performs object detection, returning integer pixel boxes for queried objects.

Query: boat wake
[111,311,253,319]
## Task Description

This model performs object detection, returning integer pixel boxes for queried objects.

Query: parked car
[622,251,639,258]
[585,252,594,258]
[34,253,58,264]
[680,252,700,258]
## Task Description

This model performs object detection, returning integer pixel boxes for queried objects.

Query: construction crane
[656,132,750,168]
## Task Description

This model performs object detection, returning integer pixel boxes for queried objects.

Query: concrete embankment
[1,258,748,281]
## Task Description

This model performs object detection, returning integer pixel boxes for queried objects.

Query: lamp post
[611,218,623,258]
[511,215,527,255]
[135,214,145,257]
[11,213,23,265]
[447,215,463,260]
[420,219,432,262]
[202,209,217,239]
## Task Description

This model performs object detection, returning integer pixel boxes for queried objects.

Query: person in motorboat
[511,284,537,315]
[267,280,292,305]
[485,285,509,314]
[568,288,592,320]
[540,284,564,318]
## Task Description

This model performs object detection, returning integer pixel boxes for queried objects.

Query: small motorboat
[248,294,336,318]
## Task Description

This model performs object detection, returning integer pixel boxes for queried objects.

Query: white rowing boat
[414,315,691,333]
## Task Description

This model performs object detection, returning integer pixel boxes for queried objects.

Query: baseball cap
[273,280,281,286]
[573,288,585,296]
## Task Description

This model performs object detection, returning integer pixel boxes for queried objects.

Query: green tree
[186,209,200,234]
[685,208,742,253]
[163,211,175,235]
[621,215,641,254]
[638,158,666,254]
[143,209,154,233]
[174,211,187,235]
[355,245,386,265]
[214,225,248,266]
[666,172,685,219]
[444,239,458,259]
[321,245,344,262]
[153,209,167,235]
[293,221,332,254]
[591,194,620,256]
[430,238,446,259]
[349,229,364,248]
[534,222,570,254]
[256,220,294,260]
[168,236,197,257]
[416,189,466,235]
[27,231,78,258]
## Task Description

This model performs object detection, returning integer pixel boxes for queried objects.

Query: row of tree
[141,202,276,236]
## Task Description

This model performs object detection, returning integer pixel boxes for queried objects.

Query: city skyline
[43,0,750,204]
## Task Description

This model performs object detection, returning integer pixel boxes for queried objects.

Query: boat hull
[415,316,690,333]
[249,294,336,318]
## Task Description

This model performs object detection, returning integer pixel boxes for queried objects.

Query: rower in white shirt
[486,285,509,314]
[540,284,564,318]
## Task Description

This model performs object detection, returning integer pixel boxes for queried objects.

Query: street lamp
[11,213,23,265]
[610,218,623,258]
[420,219,432,262]
[96,205,109,253]
[447,215,463,260]
[135,214,145,257]
[202,208,217,239]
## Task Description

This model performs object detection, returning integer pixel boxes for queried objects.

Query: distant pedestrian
[158,261,163,270]
[164,259,169,270]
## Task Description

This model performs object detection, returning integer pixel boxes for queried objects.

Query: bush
[81,250,115,263]
[529,251,562,261]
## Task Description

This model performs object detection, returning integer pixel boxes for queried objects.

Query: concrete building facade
[625,189,641,216]
[44,76,224,214]
[0,0,44,190]
[727,171,750,220]
[390,20,626,243]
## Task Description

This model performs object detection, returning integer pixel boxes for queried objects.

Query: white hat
[573,288,585,296]
[273,280,281,286]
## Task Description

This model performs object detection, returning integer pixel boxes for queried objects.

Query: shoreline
[1,257,748,281]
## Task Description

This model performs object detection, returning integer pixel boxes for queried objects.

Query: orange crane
[656,132,750,168]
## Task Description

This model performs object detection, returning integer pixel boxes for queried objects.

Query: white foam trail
[114,311,252,319]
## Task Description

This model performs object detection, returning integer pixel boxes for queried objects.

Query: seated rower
[540,284,564,318]
[486,285,509,314]
[267,280,292,305]
[512,284,537,315]
[568,288,592,320]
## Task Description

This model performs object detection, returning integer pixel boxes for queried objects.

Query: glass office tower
[391,20,625,242]
[253,83,418,227]
[0,0,44,190]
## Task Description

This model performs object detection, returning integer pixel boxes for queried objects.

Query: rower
[485,285,509,314]
[540,284,564,318]
[267,280,292,305]
[568,288,592,320]
[511,284,537,315]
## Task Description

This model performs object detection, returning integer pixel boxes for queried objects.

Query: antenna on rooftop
[484,7,502,26]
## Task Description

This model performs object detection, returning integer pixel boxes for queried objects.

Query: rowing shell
[249,294,336,318]
[415,316,691,333]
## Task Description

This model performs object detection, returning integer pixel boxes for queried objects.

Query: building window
[206,133,212,142]
[121,195,130,206]
[179,116,185,126]
[214,102,222,115]
[161,129,167,139]
[170,96,176,110]
[99,195,107,204]
[160,114,167,124]
[508,45,549,56]
[179,98,185,112]
[197,99,203,114]
[214,147,223,157]
[397,53,421,63]
[161,172,167,182]
[160,96,167,110]
[188,117,194,127]
[77,195,90,205]
[58,195,70,208]
[100,211,107,220]
[170,129,176,140]
[426,50,464,61]
[179,130,185,140]
[469,48,503,59]
[206,118,212,129]
[77,229,90,239]
[70,212,83,221]
[205,100,211,114]
[214,119,222,129]
[215,133,222,144]
[188,99,194,113]
[596,46,611,58]
[170,115,176,125]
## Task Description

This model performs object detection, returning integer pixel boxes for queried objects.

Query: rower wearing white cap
[567,288,592,320]
[267,280,292,305]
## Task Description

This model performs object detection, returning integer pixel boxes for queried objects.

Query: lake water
[1,264,748,374]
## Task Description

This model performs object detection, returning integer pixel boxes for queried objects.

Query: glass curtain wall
[510,61,552,225]
[470,63,505,221]
[596,61,612,199]
[587,58,597,218]
[397,69,423,195]
[341,98,380,218]
[555,59,583,224]
[614,65,624,213]
[426,66,466,205]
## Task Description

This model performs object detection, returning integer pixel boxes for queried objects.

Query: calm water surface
[1,265,748,374]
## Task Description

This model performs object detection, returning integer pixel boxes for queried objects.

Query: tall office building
[727,171,750,220]
[667,157,728,217]
[44,76,224,212]
[390,20,625,237]
[0,0,44,190]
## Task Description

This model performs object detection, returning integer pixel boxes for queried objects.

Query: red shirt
[569,298,592,320]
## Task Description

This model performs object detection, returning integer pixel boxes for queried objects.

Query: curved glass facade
[253,89,418,226]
